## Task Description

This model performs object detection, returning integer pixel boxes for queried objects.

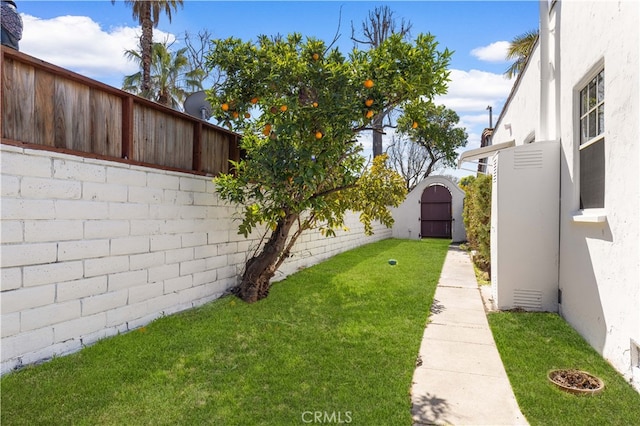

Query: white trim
[579,134,604,151]
[457,140,515,168]
[571,208,607,223]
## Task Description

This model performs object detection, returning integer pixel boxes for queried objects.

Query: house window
[579,69,605,209]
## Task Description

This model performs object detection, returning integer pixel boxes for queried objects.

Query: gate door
[420,184,452,238]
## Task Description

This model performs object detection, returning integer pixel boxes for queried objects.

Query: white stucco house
[458,1,639,390]
[391,176,466,243]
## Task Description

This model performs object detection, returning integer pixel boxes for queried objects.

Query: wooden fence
[1,46,241,175]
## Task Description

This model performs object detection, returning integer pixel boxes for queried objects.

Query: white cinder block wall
[0,144,390,374]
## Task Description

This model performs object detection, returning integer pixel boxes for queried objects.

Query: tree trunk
[372,115,384,157]
[140,3,153,99]
[236,213,298,303]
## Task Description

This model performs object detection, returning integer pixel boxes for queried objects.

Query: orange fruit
[270,106,278,114]
[312,102,318,108]
[263,124,272,136]
[221,103,229,111]
[364,79,374,88]
[315,131,323,139]
[365,110,374,119]
[232,111,239,119]
[244,112,251,119]
[312,53,320,61]
[250,97,259,104]
[412,121,419,129]
[280,105,288,112]
[365,98,374,107]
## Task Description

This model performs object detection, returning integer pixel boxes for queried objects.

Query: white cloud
[436,69,514,113]
[20,14,175,86]
[471,41,510,63]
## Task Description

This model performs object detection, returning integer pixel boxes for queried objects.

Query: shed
[391,176,466,242]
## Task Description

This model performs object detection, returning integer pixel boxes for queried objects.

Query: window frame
[575,66,605,215]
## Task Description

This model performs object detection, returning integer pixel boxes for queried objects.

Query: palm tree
[113,0,183,98]
[504,29,539,79]
[123,41,197,109]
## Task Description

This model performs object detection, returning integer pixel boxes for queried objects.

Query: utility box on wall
[491,141,560,312]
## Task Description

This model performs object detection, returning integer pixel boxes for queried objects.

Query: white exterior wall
[555,1,640,388]
[391,176,466,243]
[0,145,391,374]
[491,45,541,147]
[488,1,640,389]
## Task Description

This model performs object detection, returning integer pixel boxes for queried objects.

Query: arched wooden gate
[420,184,453,239]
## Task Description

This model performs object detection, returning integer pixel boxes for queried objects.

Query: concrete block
[21,177,81,200]
[1,198,56,220]
[82,182,128,202]
[182,232,207,248]
[194,244,217,259]
[53,159,106,183]
[21,300,81,331]
[58,239,110,261]
[106,303,142,328]
[148,204,180,220]
[128,282,164,304]
[25,220,84,243]
[208,230,230,244]
[84,220,130,239]
[148,263,179,283]
[19,338,82,367]
[53,312,106,343]
[1,327,53,361]
[164,275,193,294]
[165,247,194,264]
[130,252,165,271]
[193,191,216,206]
[108,202,149,220]
[23,261,84,287]
[1,267,22,291]
[57,276,108,302]
[54,200,110,220]
[150,234,182,252]
[1,174,20,196]
[128,186,164,204]
[110,236,150,256]
[84,256,129,278]
[146,293,180,315]
[107,270,147,292]
[1,312,20,337]
[1,220,23,243]
[206,255,228,270]
[217,242,238,256]
[1,151,51,178]
[216,265,236,280]
[179,176,206,193]
[130,219,165,236]
[81,290,128,316]
[1,243,57,268]
[180,259,207,276]
[147,173,180,190]
[193,269,217,286]
[106,167,147,187]
[180,205,206,219]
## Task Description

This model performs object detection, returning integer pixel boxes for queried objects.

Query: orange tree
[207,33,451,303]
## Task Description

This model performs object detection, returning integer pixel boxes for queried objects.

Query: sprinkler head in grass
[388,259,397,266]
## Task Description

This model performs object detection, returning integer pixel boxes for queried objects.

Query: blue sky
[16,1,540,177]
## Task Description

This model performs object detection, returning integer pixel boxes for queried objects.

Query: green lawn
[1,238,450,426]
[488,312,640,426]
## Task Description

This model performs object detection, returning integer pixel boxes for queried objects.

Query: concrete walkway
[411,245,529,426]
